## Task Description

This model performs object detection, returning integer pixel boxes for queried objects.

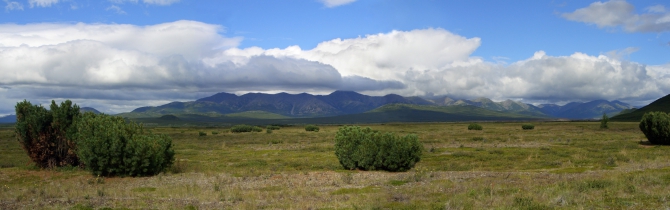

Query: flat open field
[1,122,670,209]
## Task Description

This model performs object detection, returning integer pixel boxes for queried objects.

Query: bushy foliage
[600,113,609,129]
[74,113,175,176]
[266,125,281,130]
[639,112,670,145]
[522,124,535,130]
[199,131,207,136]
[230,124,263,133]
[305,125,320,132]
[467,123,483,130]
[334,126,422,172]
[15,100,80,168]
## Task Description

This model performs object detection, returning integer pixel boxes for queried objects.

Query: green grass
[1,122,670,209]
[224,111,290,119]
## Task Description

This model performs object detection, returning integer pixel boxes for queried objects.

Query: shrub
[305,125,320,132]
[266,129,272,134]
[211,131,219,135]
[74,113,175,176]
[467,123,483,130]
[600,113,609,129]
[266,125,281,130]
[199,131,207,136]
[15,100,81,168]
[334,126,422,172]
[522,124,535,130]
[639,112,670,145]
[231,124,263,133]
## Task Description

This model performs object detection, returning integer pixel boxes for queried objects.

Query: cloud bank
[562,0,670,32]
[0,20,668,115]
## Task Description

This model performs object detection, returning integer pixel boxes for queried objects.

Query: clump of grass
[231,125,263,133]
[471,137,484,141]
[266,129,273,134]
[305,125,320,132]
[468,123,483,130]
[522,124,535,130]
[211,131,219,135]
[198,131,207,136]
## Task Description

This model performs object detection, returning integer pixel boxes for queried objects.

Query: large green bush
[15,100,80,168]
[230,124,263,133]
[639,112,670,145]
[334,126,422,172]
[74,113,175,176]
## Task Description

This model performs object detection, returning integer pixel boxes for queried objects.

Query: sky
[1,0,669,115]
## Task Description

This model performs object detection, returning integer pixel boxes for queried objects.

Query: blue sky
[1,0,669,114]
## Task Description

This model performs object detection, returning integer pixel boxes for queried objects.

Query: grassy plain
[1,122,670,209]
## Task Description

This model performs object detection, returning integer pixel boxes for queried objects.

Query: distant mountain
[428,96,548,117]
[611,94,670,121]
[123,90,434,118]
[0,115,16,123]
[537,100,634,119]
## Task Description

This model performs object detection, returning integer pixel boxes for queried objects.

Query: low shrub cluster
[266,125,281,130]
[305,125,320,132]
[15,100,81,168]
[15,100,175,176]
[74,113,175,176]
[334,126,422,172]
[639,112,670,144]
[230,125,263,133]
[468,123,483,130]
[522,124,535,130]
[199,131,207,136]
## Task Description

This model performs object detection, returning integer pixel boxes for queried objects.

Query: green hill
[128,104,548,126]
[611,94,670,122]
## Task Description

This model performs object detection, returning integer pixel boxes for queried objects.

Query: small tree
[15,100,80,168]
[600,113,609,129]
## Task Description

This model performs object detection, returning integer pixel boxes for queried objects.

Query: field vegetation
[1,121,670,209]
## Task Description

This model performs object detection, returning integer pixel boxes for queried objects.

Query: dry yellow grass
[1,121,670,209]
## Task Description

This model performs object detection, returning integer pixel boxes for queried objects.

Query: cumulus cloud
[318,0,357,8]
[1,20,668,113]
[0,21,405,113]
[28,0,58,8]
[562,0,670,32]
[106,5,126,14]
[4,0,23,11]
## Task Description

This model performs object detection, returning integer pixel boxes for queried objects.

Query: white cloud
[106,5,126,14]
[562,0,670,32]
[143,0,179,6]
[1,20,668,113]
[4,0,23,11]
[318,0,356,8]
[0,21,403,113]
[28,0,59,8]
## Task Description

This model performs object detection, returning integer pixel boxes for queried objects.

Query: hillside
[611,94,670,121]
[537,100,634,119]
[0,115,15,123]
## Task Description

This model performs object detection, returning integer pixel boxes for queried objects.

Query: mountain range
[123,91,635,120]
